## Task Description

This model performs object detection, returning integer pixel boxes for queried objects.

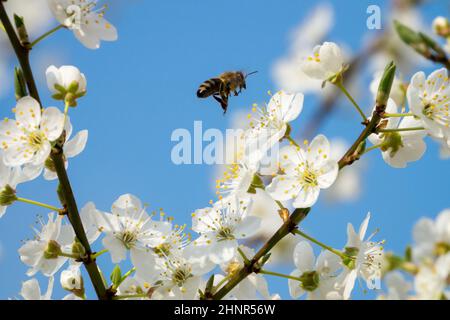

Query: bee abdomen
[197,78,222,98]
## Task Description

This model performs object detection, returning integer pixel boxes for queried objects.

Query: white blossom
[192,196,259,264]
[18,213,73,277]
[47,0,118,49]
[151,245,214,300]
[0,153,41,218]
[407,68,450,147]
[46,65,86,95]
[0,97,64,167]
[340,213,384,300]
[377,272,412,300]
[412,209,450,263]
[272,3,334,93]
[300,42,345,82]
[244,91,303,169]
[94,194,172,273]
[267,135,338,208]
[288,241,342,300]
[20,277,54,300]
[414,253,450,300]
[368,99,427,168]
[60,264,82,291]
[26,117,88,181]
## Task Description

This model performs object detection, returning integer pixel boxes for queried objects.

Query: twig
[0,2,109,300]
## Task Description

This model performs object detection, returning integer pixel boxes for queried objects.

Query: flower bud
[376,62,396,109]
[432,16,450,37]
[61,265,85,298]
[44,240,62,259]
[46,65,87,107]
[0,185,18,206]
[110,265,122,288]
[13,14,30,47]
[14,67,28,101]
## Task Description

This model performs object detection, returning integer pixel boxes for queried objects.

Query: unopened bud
[433,16,450,37]
[44,240,62,259]
[14,67,28,101]
[61,265,85,298]
[376,62,396,109]
[13,14,29,47]
[0,185,18,206]
[110,265,122,288]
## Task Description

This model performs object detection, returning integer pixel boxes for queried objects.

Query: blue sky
[0,0,449,300]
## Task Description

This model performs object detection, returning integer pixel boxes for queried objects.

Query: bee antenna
[245,71,258,78]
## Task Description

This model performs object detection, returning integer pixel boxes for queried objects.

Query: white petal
[266,176,301,201]
[293,241,315,271]
[45,65,62,93]
[131,249,158,281]
[41,107,64,142]
[209,240,238,264]
[103,236,127,263]
[358,212,371,240]
[292,186,320,208]
[16,97,41,130]
[20,279,41,300]
[288,269,305,299]
[64,130,88,158]
[234,216,261,239]
[317,161,339,189]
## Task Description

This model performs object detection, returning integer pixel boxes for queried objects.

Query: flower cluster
[0,2,447,302]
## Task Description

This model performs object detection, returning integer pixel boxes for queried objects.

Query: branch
[212,62,397,300]
[0,2,109,300]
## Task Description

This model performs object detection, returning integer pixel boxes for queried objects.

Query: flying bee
[197,71,258,114]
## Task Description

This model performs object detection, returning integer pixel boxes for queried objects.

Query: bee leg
[213,95,227,113]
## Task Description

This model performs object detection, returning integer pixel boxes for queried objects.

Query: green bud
[44,240,62,259]
[433,17,450,38]
[0,185,18,206]
[376,61,396,109]
[394,20,429,55]
[110,265,122,288]
[13,14,29,46]
[383,252,404,272]
[405,246,412,262]
[419,32,447,59]
[14,67,28,101]
[204,274,215,296]
[299,271,320,292]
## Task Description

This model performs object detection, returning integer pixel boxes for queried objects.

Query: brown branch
[0,1,109,300]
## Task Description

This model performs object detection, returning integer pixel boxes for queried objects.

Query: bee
[197,71,258,114]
